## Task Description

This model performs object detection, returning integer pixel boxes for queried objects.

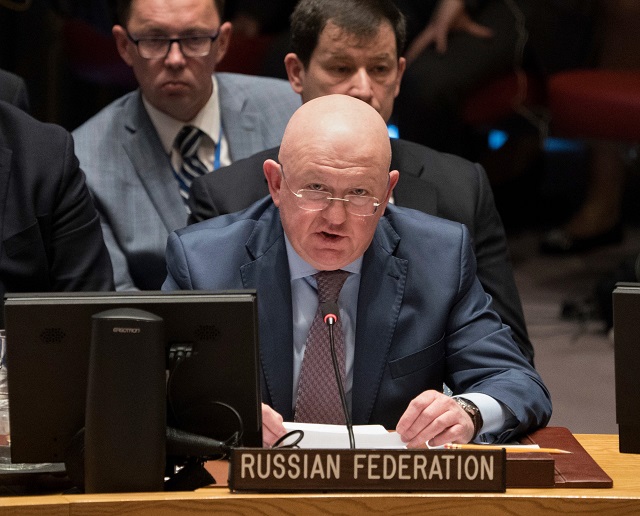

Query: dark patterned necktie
[294,269,350,424]
[174,125,209,209]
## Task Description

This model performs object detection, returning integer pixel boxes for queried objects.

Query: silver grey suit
[73,73,301,290]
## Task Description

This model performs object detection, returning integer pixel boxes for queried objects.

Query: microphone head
[321,302,339,325]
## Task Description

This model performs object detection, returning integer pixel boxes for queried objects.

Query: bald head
[279,94,391,174]
[263,94,399,271]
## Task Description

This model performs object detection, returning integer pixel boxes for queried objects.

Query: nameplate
[228,448,506,492]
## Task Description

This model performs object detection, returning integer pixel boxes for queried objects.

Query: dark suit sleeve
[11,81,29,113]
[446,225,551,441]
[188,175,220,224]
[392,138,534,365]
[188,147,276,224]
[48,131,114,291]
[13,81,29,113]
[470,164,533,364]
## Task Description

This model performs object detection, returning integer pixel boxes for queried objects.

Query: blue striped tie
[174,125,209,211]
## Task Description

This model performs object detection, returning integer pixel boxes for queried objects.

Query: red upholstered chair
[547,69,640,142]
[459,70,548,189]
[539,69,640,253]
[461,70,546,129]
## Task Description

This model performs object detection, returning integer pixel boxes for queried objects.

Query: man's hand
[395,390,475,448]
[405,0,493,64]
[261,403,287,447]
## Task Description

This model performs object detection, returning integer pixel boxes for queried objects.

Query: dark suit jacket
[188,139,534,364]
[0,69,29,112]
[165,199,551,440]
[0,101,114,326]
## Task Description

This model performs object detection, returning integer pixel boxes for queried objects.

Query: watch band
[455,397,483,440]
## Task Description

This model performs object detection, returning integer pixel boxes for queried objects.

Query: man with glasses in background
[72,0,300,290]
[163,95,551,448]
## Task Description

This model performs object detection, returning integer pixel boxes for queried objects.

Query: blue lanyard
[213,124,222,170]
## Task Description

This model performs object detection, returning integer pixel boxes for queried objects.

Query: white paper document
[282,422,407,449]
[281,422,542,451]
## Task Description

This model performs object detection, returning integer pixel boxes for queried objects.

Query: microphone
[320,302,355,449]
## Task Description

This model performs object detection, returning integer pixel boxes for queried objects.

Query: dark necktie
[294,270,350,424]
[174,125,209,209]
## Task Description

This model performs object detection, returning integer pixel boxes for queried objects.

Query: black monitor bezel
[3,290,262,464]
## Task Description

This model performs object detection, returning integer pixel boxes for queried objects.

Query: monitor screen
[3,290,262,465]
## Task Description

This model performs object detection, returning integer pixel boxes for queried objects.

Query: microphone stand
[322,302,355,449]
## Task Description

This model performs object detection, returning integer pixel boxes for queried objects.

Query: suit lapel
[217,75,263,161]
[352,215,408,424]
[121,93,187,232]
[239,206,295,420]
[390,139,437,215]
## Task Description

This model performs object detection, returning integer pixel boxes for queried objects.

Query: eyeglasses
[126,30,220,59]
[279,165,382,217]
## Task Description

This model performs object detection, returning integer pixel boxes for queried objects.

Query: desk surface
[0,434,639,515]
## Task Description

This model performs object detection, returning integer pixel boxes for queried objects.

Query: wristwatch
[455,397,483,439]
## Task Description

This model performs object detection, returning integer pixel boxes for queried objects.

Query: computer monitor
[3,290,262,465]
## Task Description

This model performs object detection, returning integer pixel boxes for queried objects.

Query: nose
[321,198,348,225]
[349,68,374,104]
[164,41,187,67]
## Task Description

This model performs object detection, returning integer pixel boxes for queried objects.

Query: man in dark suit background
[188,0,535,364]
[165,95,551,447]
[0,69,30,112]
[0,101,114,326]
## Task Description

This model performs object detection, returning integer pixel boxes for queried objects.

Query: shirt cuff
[455,393,516,442]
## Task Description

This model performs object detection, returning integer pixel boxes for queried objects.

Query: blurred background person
[540,0,640,254]
[391,0,546,159]
[72,0,300,290]
[0,100,114,327]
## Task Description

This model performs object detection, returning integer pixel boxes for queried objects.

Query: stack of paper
[282,423,407,449]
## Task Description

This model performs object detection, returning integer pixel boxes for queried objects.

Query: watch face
[456,397,481,438]
[457,398,471,411]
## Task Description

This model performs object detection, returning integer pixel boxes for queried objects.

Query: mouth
[161,81,189,93]
[318,231,345,243]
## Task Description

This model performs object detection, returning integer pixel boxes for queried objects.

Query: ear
[284,53,305,95]
[213,21,233,65]
[264,159,283,206]
[113,25,134,67]
[394,57,407,98]
[384,170,400,205]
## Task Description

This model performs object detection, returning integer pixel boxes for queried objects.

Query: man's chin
[156,98,199,122]
[305,249,353,271]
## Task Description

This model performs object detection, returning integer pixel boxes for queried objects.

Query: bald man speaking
[163,95,551,448]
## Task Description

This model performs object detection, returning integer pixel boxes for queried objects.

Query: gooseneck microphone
[320,302,355,449]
